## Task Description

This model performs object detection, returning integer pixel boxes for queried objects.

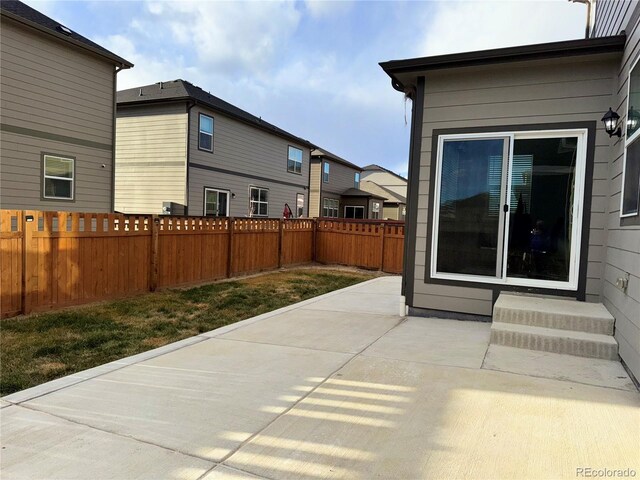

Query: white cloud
[305,0,354,18]
[145,0,301,75]
[420,0,586,57]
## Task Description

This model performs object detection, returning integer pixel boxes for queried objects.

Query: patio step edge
[490,321,619,360]
[493,294,614,335]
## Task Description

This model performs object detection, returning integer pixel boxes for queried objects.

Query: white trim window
[199,114,214,152]
[345,205,365,219]
[204,188,229,217]
[323,198,338,217]
[623,57,640,218]
[323,162,330,183]
[371,201,380,219]
[250,186,268,216]
[43,154,74,200]
[354,172,360,188]
[431,129,588,291]
[288,146,303,174]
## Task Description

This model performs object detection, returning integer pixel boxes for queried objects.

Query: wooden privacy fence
[0,210,403,318]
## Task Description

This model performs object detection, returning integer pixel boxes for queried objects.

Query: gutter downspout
[111,64,125,212]
[185,101,196,216]
[570,0,595,38]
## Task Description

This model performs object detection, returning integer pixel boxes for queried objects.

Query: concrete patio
[1,276,638,479]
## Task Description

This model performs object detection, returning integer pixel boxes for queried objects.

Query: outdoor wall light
[627,106,640,132]
[602,107,622,137]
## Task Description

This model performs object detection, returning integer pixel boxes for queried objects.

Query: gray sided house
[0,0,132,212]
[115,80,313,218]
[309,149,384,219]
[360,164,408,220]
[381,2,640,379]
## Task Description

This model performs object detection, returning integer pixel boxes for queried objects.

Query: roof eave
[380,34,626,85]
[1,9,133,68]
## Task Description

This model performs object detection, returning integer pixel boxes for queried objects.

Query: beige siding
[309,161,322,217]
[601,3,640,378]
[114,104,188,214]
[413,55,619,316]
[0,17,116,212]
[187,105,310,217]
[361,170,407,198]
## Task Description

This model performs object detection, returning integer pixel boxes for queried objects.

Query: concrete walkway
[2,276,639,479]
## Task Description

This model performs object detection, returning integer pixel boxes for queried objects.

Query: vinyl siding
[361,170,408,198]
[592,0,638,38]
[601,2,640,378]
[320,159,361,195]
[0,16,116,212]
[413,55,619,316]
[309,161,322,217]
[187,105,310,217]
[189,106,310,217]
[114,103,188,214]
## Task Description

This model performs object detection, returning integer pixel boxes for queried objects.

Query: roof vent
[56,25,72,36]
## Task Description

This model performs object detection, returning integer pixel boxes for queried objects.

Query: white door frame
[430,128,587,291]
[203,187,230,217]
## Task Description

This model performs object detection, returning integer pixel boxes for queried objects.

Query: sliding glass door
[431,129,586,290]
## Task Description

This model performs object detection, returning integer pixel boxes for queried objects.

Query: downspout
[185,101,196,216]
[570,0,595,38]
[111,64,125,212]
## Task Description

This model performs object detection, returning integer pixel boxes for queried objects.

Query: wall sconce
[601,107,621,137]
[231,193,236,199]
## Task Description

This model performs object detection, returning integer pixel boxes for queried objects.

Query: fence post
[278,219,284,269]
[227,217,234,278]
[311,219,317,263]
[379,223,386,272]
[21,211,34,315]
[149,215,159,292]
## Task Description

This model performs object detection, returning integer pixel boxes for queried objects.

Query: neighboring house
[360,180,407,221]
[0,0,132,212]
[309,148,385,219]
[115,79,313,217]
[361,164,408,198]
[381,1,640,379]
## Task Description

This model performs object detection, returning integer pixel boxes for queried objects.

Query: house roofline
[380,34,626,91]
[311,148,362,170]
[1,8,133,68]
[362,163,407,182]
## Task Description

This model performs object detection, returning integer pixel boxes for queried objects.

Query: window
[354,172,360,188]
[371,201,380,219]
[288,146,303,174]
[250,186,268,216]
[323,198,339,217]
[43,154,74,200]
[204,188,229,217]
[296,193,305,217]
[199,114,214,152]
[623,59,640,218]
[431,129,587,291]
[323,162,330,183]
[344,206,365,219]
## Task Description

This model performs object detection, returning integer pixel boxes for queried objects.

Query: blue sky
[26,0,587,177]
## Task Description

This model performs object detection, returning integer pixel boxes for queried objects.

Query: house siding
[320,160,360,195]
[187,105,310,217]
[0,16,115,212]
[114,103,188,214]
[592,0,637,38]
[361,170,407,198]
[309,161,322,217]
[596,2,640,377]
[411,55,619,317]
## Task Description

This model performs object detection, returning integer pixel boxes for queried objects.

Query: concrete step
[493,294,614,335]
[490,322,619,360]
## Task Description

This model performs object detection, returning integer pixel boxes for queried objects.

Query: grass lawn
[0,268,376,396]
